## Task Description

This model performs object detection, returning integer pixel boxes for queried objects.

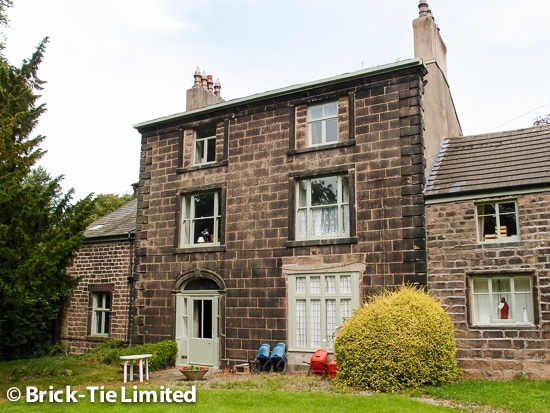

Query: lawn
[0,356,548,412]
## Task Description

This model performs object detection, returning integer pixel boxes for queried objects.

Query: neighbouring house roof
[133,58,425,131]
[84,198,137,241]
[425,125,550,202]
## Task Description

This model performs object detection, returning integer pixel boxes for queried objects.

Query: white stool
[120,354,153,383]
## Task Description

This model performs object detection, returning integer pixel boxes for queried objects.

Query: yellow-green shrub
[334,285,460,392]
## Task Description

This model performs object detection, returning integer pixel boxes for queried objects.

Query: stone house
[425,125,550,379]
[61,198,138,353]
[126,4,460,369]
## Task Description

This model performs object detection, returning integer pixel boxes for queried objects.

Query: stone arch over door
[173,268,226,368]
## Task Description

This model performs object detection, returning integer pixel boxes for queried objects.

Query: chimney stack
[186,67,224,111]
[413,1,448,79]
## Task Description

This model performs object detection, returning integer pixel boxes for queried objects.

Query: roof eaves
[134,59,425,130]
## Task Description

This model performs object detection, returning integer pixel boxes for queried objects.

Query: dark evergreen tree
[0,1,95,359]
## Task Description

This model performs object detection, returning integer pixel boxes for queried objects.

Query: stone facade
[61,240,135,354]
[133,61,437,367]
[427,193,550,379]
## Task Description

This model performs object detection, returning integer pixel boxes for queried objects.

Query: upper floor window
[308,101,338,146]
[180,190,221,247]
[92,292,111,336]
[470,275,534,326]
[476,200,519,243]
[194,126,216,165]
[296,174,349,240]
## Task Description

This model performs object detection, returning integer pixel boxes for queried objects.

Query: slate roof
[425,125,550,199]
[84,198,137,240]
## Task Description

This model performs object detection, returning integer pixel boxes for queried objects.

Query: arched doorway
[174,270,224,367]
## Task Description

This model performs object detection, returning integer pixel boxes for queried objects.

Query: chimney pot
[193,67,202,88]
[214,78,221,96]
[418,1,429,17]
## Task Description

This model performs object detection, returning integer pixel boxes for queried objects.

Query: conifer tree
[0,1,95,359]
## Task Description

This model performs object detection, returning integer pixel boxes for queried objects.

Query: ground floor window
[91,292,111,336]
[288,273,359,350]
[470,275,534,325]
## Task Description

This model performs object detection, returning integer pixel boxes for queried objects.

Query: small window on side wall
[194,126,216,165]
[92,292,111,336]
[470,275,534,326]
[476,200,519,243]
[308,101,338,146]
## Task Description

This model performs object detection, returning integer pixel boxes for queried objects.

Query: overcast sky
[4,0,550,200]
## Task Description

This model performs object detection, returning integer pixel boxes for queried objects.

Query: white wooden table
[120,354,153,383]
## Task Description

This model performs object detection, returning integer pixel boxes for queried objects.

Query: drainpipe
[126,228,136,345]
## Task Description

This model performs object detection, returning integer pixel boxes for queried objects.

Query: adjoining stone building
[61,198,137,354]
[127,4,459,369]
[425,126,550,379]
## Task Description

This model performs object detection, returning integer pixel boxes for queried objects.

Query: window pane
[298,209,307,238]
[298,181,308,207]
[325,118,337,142]
[324,101,337,117]
[310,277,320,294]
[499,202,516,214]
[341,176,349,203]
[194,193,215,217]
[312,206,338,236]
[195,140,205,164]
[340,298,352,320]
[492,278,511,294]
[206,137,216,162]
[311,177,337,206]
[500,211,517,237]
[479,204,496,215]
[311,300,321,347]
[340,275,351,294]
[325,276,336,294]
[194,218,214,242]
[473,293,491,324]
[310,122,323,145]
[296,300,307,347]
[514,278,530,292]
[308,105,323,120]
[326,299,337,346]
[473,278,489,293]
[104,312,110,334]
[296,277,306,295]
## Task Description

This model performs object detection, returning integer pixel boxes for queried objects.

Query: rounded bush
[334,285,460,392]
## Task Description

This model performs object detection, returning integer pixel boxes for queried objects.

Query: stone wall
[62,240,133,354]
[135,67,428,364]
[427,193,550,379]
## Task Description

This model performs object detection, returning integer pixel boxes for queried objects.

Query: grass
[0,356,549,412]
[1,388,458,412]
[421,377,550,413]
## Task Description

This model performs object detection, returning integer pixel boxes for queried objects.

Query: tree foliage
[90,192,134,223]
[533,113,550,126]
[0,3,95,360]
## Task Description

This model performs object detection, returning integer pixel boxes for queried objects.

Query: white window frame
[180,191,221,247]
[194,126,216,165]
[288,273,359,351]
[92,292,110,336]
[476,200,519,243]
[470,275,534,326]
[308,101,338,146]
[296,174,350,240]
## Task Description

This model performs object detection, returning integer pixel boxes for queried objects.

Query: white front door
[175,293,219,367]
